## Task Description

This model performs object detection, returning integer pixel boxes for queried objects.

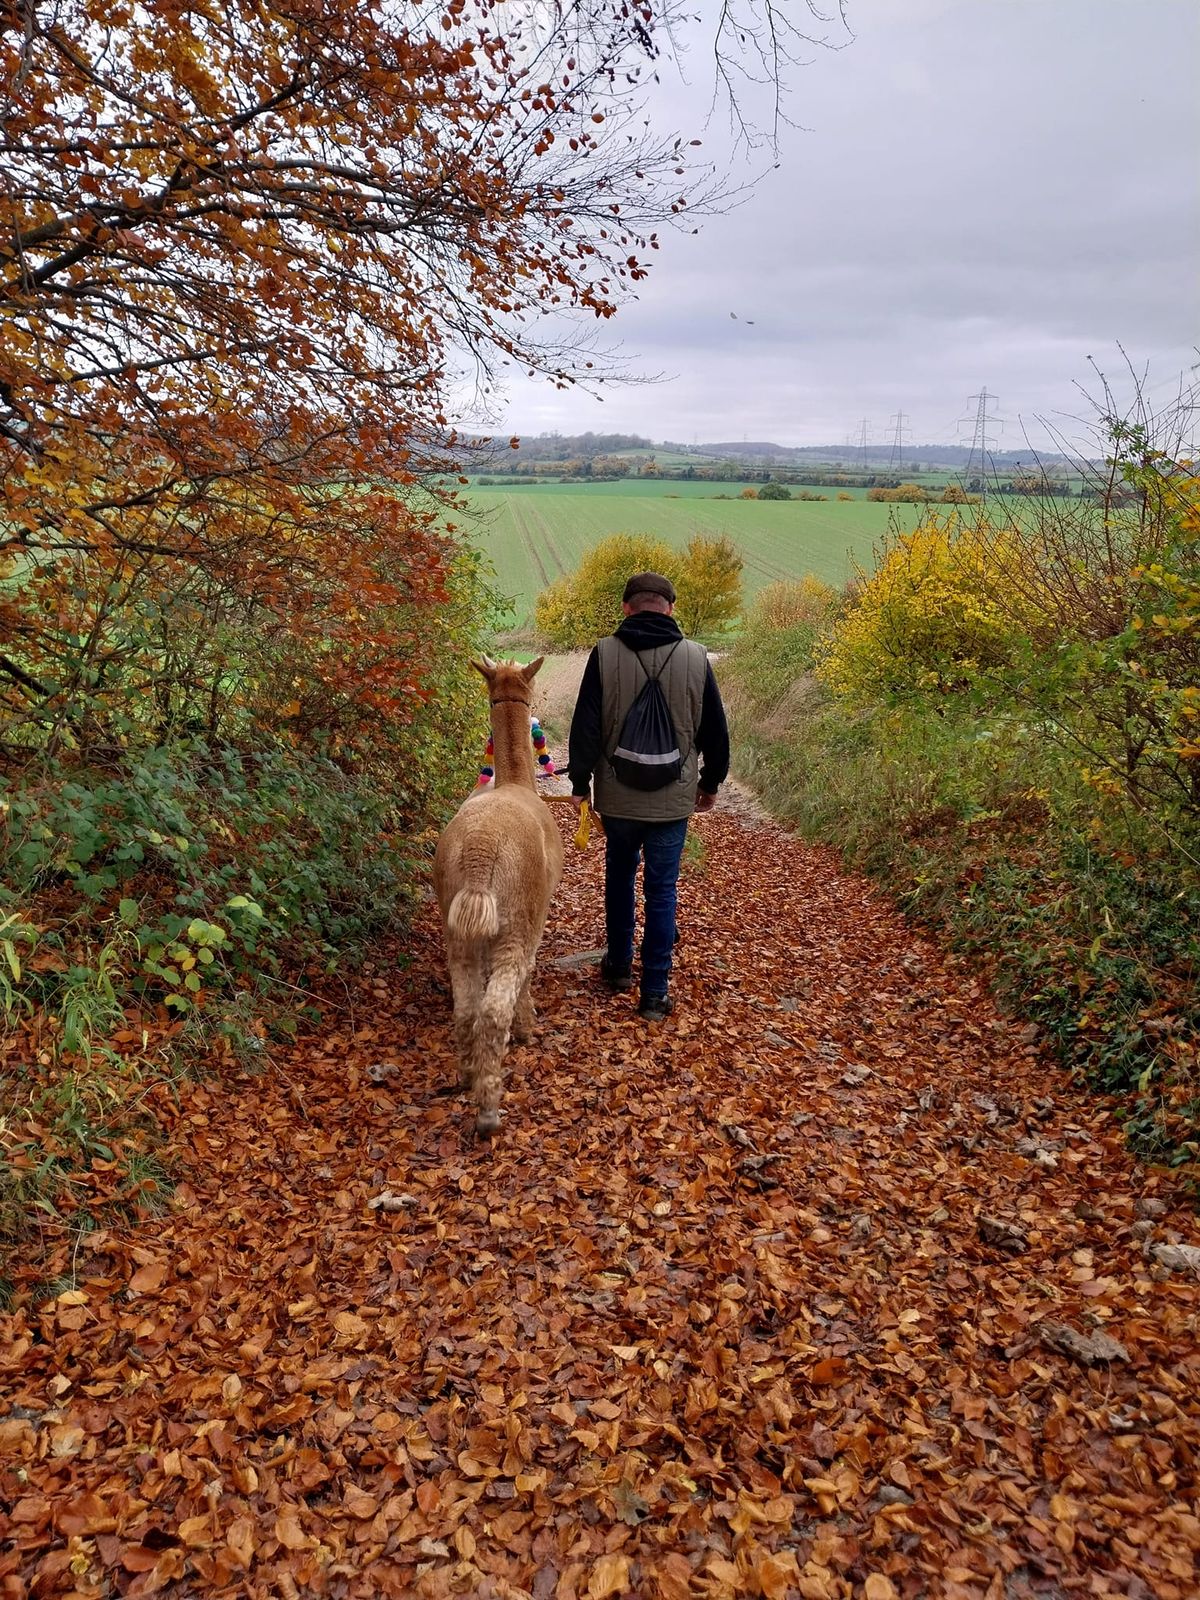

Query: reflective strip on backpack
[612,745,681,766]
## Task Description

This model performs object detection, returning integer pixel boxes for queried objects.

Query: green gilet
[591,635,709,821]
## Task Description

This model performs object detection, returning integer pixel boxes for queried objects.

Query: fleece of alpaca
[433,657,563,1133]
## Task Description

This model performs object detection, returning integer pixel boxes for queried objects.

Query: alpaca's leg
[511,974,535,1043]
[447,944,484,1089]
[470,950,527,1135]
[513,917,550,1043]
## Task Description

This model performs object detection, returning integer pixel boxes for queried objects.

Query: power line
[857,417,871,474]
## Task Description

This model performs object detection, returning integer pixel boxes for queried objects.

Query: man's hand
[570,793,588,815]
[694,789,717,813]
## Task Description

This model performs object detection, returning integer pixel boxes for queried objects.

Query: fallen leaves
[1,808,1198,1599]
[1038,1320,1131,1365]
[273,1506,308,1550]
[127,1258,168,1294]
[1148,1240,1200,1275]
[588,1552,630,1598]
[330,1309,369,1343]
[977,1213,1029,1253]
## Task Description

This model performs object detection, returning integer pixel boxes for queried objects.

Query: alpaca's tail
[447,889,500,942]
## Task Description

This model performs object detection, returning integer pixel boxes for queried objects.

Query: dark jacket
[568,612,730,819]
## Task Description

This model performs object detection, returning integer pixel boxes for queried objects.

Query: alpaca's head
[472,655,544,709]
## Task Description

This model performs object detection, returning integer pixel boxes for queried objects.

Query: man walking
[567,571,730,1021]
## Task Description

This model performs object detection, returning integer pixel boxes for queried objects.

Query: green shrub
[1,543,499,1288]
[726,419,1200,1170]
[730,680,1199,1167]
[723,577,838,716]
[1,742,435,1019]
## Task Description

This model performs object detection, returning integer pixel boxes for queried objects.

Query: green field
[459,480,923,628]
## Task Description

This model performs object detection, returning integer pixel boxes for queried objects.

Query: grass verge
[724,655,1200,1179]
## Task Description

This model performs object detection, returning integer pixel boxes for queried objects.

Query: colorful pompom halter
[477,717,557,785]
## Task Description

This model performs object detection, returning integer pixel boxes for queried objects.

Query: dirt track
[2,794,1197,1599]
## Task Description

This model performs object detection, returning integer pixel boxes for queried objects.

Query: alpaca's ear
[522,655,545,682]
[471,657,495,680]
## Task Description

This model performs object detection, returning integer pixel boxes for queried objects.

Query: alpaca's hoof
[475,1109,501,1137]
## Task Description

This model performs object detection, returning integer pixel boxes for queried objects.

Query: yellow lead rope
[573,800,591,851]
[540,793,592,850]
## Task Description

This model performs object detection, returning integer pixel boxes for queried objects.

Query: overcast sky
[490,0,1199,453]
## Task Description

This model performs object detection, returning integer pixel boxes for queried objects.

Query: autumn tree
[866,483,931,504]
[724,574,838,717]
[752,576,839,630]
[2,0,825,762]
[674,535,744,638]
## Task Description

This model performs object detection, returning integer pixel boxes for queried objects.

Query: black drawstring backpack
[610,640,684,790]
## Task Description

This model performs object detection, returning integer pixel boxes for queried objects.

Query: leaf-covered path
[3,800,1198,1600]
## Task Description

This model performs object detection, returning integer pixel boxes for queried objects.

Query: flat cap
[622,571,676,604]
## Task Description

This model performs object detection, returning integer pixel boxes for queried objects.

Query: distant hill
[468,431,655,462]
[473,431,1078,471]
[693,440,1076,470]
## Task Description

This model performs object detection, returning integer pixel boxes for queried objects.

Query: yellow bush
[534,533,677,648]
[1164,467,1200,536]
[674,534,743,637]
[819,515,1026,702]
[750,576,839,631]
[1130,531,1200,767]
[866,482,930,504]
[533,574,576,646]
[535,531,744,647]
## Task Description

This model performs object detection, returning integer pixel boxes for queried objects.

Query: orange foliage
[0,0,701,744]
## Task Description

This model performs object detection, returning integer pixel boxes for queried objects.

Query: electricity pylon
[887,410,910,473]
[961,387,1002,488]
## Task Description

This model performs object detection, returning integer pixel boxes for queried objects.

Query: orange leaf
[416,1481,440,1514]
[331,1310,368,1342]
[588,1553,631,1599]
[119,1546,161,1574]
[344,1486,378,1519]
[756,1552,799,1600]
[128,1259,167,1294]
[274,1507,308,1550]
[177,1513,213,1548]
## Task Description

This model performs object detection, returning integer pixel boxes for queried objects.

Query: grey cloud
[486,0,1200,449]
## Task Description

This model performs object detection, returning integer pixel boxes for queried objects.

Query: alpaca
[433,656,564,1134]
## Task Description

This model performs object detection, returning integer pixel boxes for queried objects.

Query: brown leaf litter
[2,799,1198,1598]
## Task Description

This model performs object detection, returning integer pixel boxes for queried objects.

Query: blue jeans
[601,815,689,998]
